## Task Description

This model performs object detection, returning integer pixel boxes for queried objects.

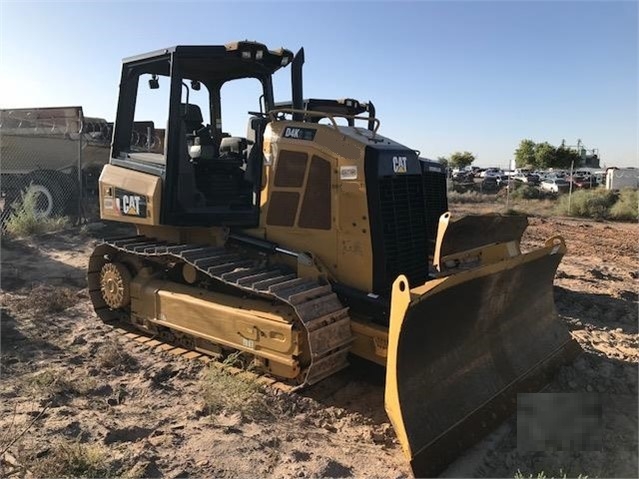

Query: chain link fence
[0,107,165,232]
[0,107,108,228]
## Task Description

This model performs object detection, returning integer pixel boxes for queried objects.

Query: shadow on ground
[555,286,638,334]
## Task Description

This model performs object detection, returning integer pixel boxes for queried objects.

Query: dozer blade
[385,236,581,478]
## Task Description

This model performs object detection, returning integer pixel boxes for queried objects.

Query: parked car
[496,174,511,187]
[570,175,594,189]
[480,176,499,191]
[452,171,474,182]
[512,173,540,185]
[540,178,570,193]
[481,168,502,178]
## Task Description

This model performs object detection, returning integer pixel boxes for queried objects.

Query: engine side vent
[274,150,308,187]
[299,155,332,230]
[266,191,299,227]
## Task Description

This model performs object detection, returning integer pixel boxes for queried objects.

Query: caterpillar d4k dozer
[88,42,581,477]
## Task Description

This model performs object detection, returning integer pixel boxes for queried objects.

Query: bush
[24,440,112,478]
[3,187,69,237]
[609,189,638,221]
[510,184,542,200]
[96,339,139,371]
[11,285,77,315]
[447,191,491,204]
[200,365,265,420]
[555,188,618,219]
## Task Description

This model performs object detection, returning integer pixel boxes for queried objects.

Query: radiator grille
[378,175,430,289]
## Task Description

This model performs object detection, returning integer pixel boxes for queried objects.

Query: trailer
[0,107,163,220]
[605,167,639,190]
[0,106,111,219]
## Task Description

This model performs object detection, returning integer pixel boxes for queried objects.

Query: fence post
[77,116,83,225]
[568,160,574,214]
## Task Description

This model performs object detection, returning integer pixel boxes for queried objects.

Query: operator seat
[181,103,216,161]
[182,103,205,133]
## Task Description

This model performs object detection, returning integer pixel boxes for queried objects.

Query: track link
[88,235,353,388]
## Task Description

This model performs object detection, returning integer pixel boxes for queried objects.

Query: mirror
[148,74,159,90]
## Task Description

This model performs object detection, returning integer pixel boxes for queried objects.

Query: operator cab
[110,42,294,227]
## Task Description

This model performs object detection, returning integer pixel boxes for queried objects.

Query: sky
[0,0,637,168]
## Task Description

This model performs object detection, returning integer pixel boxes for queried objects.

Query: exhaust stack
[291,48,304,121]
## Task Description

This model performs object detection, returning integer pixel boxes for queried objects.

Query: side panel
[130,276,301,379]
[99,164,162,225]
[260,121,373,292]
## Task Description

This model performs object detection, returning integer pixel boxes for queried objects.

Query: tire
[19,172,68,219]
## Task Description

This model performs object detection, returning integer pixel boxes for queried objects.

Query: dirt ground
[1,206,637,478]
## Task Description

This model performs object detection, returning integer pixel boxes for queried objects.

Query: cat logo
[393,156,408,174]
[114,188,148,217]
[116,195,143,216]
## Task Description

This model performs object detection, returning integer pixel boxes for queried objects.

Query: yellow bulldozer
[88,42,580,476]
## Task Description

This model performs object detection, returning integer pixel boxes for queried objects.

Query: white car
[481,168,502,178]
[540,178,570,193]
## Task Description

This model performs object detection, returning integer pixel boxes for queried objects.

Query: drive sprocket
[99,262,132,309]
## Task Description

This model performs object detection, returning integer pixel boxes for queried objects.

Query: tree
[514,139,536,168]
[436,156,449,168]
[554,145,581,170]
[449,151,475,169]
[534,142,557,169]
[515,139,582,170]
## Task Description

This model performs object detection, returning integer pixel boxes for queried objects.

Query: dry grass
[555,189,617,219]
[9,284,78,315]
[3,188,70,238]
[21,439,112,479]
[449,192,558,218]
[555,188,638,221]
[199,364,265,420]
[21,368,97,398]
[447,191,494,204]
[609,189,638,221]
[95,338,139,371]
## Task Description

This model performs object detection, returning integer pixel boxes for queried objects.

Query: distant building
[561,139,600,168]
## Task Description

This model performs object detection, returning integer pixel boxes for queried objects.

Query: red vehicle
[571,175,594,189]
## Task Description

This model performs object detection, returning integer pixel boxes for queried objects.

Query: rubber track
[89,235,353,387]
